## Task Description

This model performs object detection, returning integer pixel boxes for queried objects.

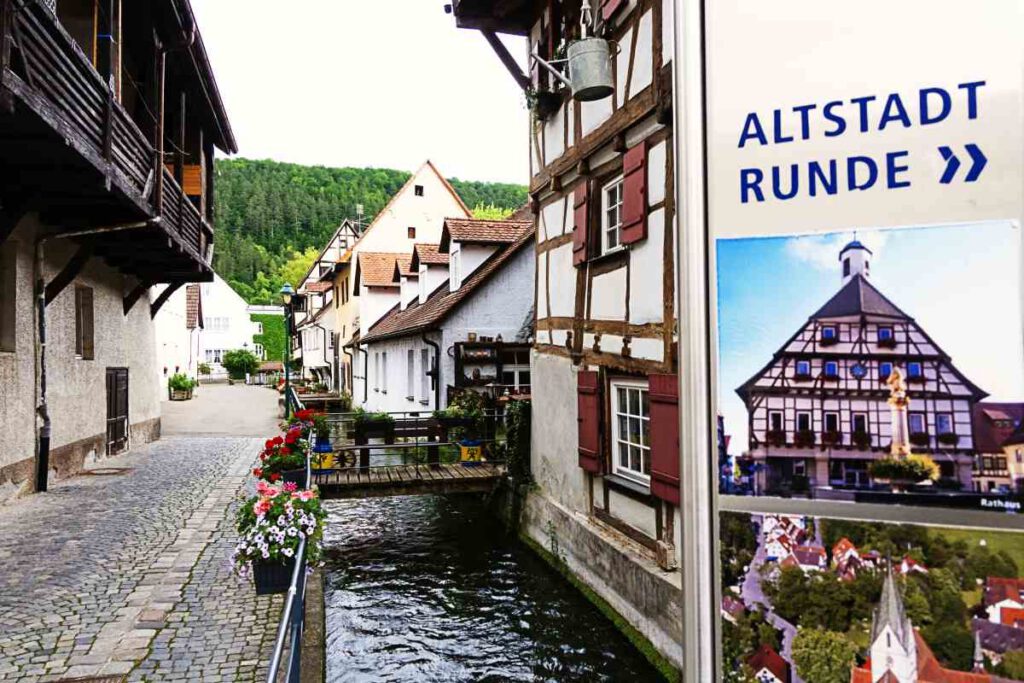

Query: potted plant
[168,373,196,401]
[794,429,816,448]
[233,481,325,595]
[766,429,787,447]
[353,408,395,441]
[254,430,308,486]
[821,430,842,448]
[909,432,930,448]
[868,453,940,490]
[852,430,872,450]
[937,432,960,447]
[433,406,475,430]
[525,86,565,121]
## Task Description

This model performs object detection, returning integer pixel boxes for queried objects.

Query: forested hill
[212,158,528,304]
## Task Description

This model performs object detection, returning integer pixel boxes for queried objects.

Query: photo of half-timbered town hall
[736,239,986,496]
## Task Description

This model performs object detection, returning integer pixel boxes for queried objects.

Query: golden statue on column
[886,366,912,459]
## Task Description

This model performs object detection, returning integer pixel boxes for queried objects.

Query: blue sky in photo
[717,221,1024,455]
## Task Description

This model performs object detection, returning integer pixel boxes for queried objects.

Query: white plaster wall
[628,207,665,325]
[456,244,498,285]
[590,269,628,321]
[359,287,400,337]
[548,243,575,318]
[399,275,418,310]
[540,197,567,242]
[632,11,654,95]
[418,264,448,304]
[0,215,162,483]
[152,287,200,387]
[530,351,589,512]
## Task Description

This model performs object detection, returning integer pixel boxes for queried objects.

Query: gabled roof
[746,644,788,682]
[410,243,449,270]
[304,281,333,293]
[439,217,534,252]
[812,275,908,319]
[185,284,203,330]
[984,577,1024,606]
[973,404,1024,453]
[361,224,534,345]
[356,252,402,289]
[392,255,415,282]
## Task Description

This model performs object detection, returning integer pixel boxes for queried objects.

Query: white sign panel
[707,0,1023,237]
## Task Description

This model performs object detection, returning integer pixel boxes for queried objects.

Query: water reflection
[323,495,662,682]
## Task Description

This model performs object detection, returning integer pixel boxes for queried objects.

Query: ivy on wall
[252,314,286,362]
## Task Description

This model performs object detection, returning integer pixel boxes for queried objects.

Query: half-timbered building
[738,241,985,496]
[453,0,681,669]
[0,0,234,500]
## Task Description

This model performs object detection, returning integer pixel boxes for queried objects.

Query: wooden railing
[4,1,210,264]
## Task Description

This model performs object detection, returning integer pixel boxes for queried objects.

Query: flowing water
[322,494,664,682]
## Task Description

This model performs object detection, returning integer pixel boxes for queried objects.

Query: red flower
[269,472,281,482]
[265,439,274,450]
[280,446,291,455]
[285,431,298,444]
[252,467,263,478]
[273,435,284,446]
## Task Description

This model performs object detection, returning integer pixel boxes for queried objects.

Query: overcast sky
[191,0,530,185]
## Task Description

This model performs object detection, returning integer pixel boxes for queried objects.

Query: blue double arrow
[938,144,987,184]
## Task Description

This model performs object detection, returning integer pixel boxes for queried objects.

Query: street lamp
[281,283,295,418]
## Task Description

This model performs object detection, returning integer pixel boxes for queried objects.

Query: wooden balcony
[451,0,535,35]
[0,0,213,281]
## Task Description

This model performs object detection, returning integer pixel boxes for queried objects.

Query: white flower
[261,550,270,559]
[282,548,294,558]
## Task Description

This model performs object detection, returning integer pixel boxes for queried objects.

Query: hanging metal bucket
[567,38,614,102]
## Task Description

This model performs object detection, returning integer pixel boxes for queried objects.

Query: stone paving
[0,386,287,682]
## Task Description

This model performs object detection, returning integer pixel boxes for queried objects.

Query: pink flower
[291,490,316,502]
[254,498,271,516]
[283,482,298,492]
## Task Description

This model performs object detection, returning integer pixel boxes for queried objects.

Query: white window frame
[420,348,430,404]
[936,413,954,435]
[406,349,415,400]
[374,352,380,392]
[255,322,264,335]
[909,412,926,434]
[450,249,461,291]
[601,175,625,255]
[254,343,265,359]
[610,379,651,485]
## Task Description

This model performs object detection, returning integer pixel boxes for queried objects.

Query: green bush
[168,373,196,392]
[222,349,260,380]
[198,362,212,376]
[869,454,939,482]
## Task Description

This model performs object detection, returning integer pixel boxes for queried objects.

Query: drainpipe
[341,346,353,395]
[422,332,441,410]
[34,219,159,492]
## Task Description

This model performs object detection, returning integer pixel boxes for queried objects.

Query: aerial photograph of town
[720,511,1024,682]
[716,221,1024,508]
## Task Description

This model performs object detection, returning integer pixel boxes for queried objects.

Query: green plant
[504,399,531,480]
[251,313,286,361]
[168,373,196,392]
[353,408,394,426]
[445,390,488,441]
[852,430,872,450]
[253,432,307,481]
[937,432,960,446]
[337,392,352,412]
[795,429,816,448]
[233,481,325,574]
[910,431,930,447]
[222,349,260,380]
[766,429,786,447]
[198,362,212,376]
[869,454,940,482]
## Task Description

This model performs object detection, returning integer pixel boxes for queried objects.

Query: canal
[322,494,663,682]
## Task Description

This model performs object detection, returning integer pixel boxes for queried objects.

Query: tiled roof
[304,281,333,293]
[393,255,415,282]
[362,225,534,345]
[746,644,788,683]
[411,243,449,270]
[259,361,283,372]
[185,284,202,330]
[439,217,534,252]
[973,403,1024,453]
[813,275,909,319]
[984,577,1024,607]
[357,252,402,288]
[975,618,1024,655]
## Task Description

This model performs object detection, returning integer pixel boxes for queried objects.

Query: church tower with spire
[840,239,872,285]
[869,564,918,683]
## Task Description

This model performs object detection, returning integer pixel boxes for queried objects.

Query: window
[254,343,265,359]
[255,322,264,334]
[204,316,228,332]
[769,411,783,432]
[824,361,839,378]
[381,352,388,393]
[414,185,424,196]
[611,380,650,484]
[909,413,926,434]
[879,362,893,379]
[796,412,811,431]
[408,227,416,239]
[206,349,224,364]
[328,334,334,350]
[877,326,893,342]
[0,244,14,352]
[601,176,624,254]
[74,286,94,360]
[420,348,430,403]
[907,362,923,379]
[374,352,379,391]
[406,349,415,400]
[450,250,461,291]
[824,412,839,432]
[500,350,531,390]
[851,363,867,379]
[820,326,838,342]
[936,413,954,435]
[795,360,811,377]
[853,413,868,433]
[843,259,851,277]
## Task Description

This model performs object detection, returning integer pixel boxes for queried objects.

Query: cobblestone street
[0,385,284,682]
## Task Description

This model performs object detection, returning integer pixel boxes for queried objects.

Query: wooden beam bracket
[123,279,153,315]
[150,281,182,318]
[480,30,531,93]
[44,244,93,306]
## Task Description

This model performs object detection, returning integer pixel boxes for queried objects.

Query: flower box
[909,432,930,447]
[794,429,816,448]
[819,337,839,347]
[852,430,872,450]
[877,338,897,349]
[252,558,296,595]
[766,429,787,447]
[937,432,960,446]
[792,373,813,382]
[821,430,843,447]
[280,468,307,488]
[169,388,193,401]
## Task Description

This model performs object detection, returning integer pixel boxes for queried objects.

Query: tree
[921,622,974,671]
[996,650,1024,679]
[791,628,857,683]
[222,349,260,380]
[472,202,515,220]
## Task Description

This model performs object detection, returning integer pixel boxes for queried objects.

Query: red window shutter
[649,373,679,504]
[577,371,603,473]
[620,142,647,245]
[572,183,589,266]
[602,0,627,21]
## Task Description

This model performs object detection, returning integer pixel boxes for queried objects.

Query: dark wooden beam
[150,281,182,318]
[45,245,93,306]
[480,30,531,92]
[123,279,153,315]
[0,194,32,246]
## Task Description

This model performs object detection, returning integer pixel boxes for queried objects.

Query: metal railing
[265,389,312,683]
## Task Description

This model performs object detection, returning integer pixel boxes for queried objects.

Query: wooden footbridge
[313,462,507,499]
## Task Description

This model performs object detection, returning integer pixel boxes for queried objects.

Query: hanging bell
[567,38,614,102]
